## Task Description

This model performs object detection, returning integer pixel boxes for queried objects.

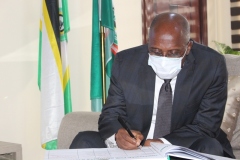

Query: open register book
[150,142,216,160]
[45,143,231,160]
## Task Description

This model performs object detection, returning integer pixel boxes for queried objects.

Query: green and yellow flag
[38,0,72,150]
[90,0,118,112]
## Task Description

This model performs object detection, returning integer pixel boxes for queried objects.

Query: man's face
[148,26,190,58]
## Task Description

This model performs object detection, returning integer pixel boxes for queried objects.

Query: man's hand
[115,128,144,150]
[144,139,163,146]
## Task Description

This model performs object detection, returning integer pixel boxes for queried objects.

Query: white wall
[0,1,141,160]
[207,0,232,49]
[0,0,230,160]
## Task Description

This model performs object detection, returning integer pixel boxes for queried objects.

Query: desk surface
[45,147,235,160]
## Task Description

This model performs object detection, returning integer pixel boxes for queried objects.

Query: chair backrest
[224,54,240,76]
[223,54,240,158]
[57,111,100,149]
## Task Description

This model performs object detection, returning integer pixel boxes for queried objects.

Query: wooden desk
[0,141,22,160]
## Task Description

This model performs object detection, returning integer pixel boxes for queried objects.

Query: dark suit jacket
[98,41,234,158]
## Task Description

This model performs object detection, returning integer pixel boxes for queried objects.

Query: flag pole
[100,25,107,104]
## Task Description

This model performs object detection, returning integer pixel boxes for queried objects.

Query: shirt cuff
[105,134,118,148]
[160,138,172,145]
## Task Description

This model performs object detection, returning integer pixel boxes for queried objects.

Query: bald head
[148,12,193,59]
[149,12,190,44]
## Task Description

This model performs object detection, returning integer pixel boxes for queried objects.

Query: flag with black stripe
[38,0,72,150]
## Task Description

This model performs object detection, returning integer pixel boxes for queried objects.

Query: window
[142,0,208,45]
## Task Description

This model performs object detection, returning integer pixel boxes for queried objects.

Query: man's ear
[186,40,193,55]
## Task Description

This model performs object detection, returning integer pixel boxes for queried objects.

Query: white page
[150,142,235,160]
[45,147,167,160]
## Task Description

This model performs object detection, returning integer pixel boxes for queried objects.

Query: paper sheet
[45,147,166,160]
[45,144,234,160]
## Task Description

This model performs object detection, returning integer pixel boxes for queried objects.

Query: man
[70,12,235,158]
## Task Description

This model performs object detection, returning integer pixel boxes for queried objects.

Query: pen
[118,116,135,139]
[118,116,142,148]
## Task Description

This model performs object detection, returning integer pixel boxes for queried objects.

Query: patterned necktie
[153,79,172,138]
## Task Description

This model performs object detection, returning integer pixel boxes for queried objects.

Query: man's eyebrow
[149,47,181,50]
[149,47,160,50]
[169,49,182,51]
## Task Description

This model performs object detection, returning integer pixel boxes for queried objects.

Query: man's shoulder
[114,44,149,65]
[191,41,224,59]
[117,44,148,56]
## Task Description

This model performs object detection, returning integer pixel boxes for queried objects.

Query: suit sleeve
[98,53,127,140]
[164,55,228,147]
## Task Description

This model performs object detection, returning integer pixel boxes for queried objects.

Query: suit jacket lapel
[138,49,156,135]
[138,45,155,107]
[141,55,155,108]
[171,51,195,130]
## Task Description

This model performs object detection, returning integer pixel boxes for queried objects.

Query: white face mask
[148,50,187,79]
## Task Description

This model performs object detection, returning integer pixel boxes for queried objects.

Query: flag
[38,0,72,150]
[59,0,72,114]
[90,0,118,112]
